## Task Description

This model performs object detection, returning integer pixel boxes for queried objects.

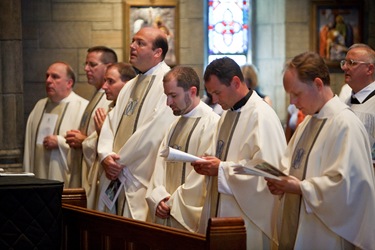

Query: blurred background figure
[338,83,352,102]
[241,64,272,106]
[202,87,223,116]
[285,104,305,143]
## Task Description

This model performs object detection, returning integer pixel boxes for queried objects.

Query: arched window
[207,0,251,65]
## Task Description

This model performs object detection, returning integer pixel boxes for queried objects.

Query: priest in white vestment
[80,63,136,210]
[266,52,375,249]
[192,57,287,249]
[146,66,220,232]
[24,62,88,186]
[65,46,117,188]
[97,27,176,221]
[341,43,375,166]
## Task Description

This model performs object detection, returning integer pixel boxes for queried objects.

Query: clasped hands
[102,154,124,180]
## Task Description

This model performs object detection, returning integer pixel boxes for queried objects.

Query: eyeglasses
[340,59,371,69]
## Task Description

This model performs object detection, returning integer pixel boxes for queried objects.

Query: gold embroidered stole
[279,117,326,249]
[113,74,155,152]
[115,74,155,215]
[165,117,201,194]
[34,101,69,177]
[79,91,105,134]
[210,111,241,217]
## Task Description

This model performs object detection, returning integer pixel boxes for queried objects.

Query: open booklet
[159,147,207,162]
[100,172,126,211]
[233,159,286,180]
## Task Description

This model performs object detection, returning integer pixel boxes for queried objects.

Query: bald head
[129,27,168,73]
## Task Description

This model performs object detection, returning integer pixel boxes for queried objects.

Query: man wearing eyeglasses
[65,46,118,189]
[341,43,375,167]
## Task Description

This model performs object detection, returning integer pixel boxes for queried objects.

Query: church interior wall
[1,0,374,168]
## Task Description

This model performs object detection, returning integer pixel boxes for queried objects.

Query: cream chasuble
[279,96,375,249]
[146,101,220,232]
[210,111,240,217]
[34,101,69,181]
[79,90,111,201]
[114,74,154,215]
[70,91,107,188]
[163,117,200,228]
[23,92,88,186]
[82,101,115,210]
[279,117,327,249]
[198,92,287,250]
[165,117,200,193]
[113,74,154,152]
[97,61,176,221]
[80,91,105,134]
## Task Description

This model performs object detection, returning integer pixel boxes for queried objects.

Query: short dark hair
[204,57,244,86]
[163,66,200,96]
[285,52,330,86]
[87,46,118,64]
[107,62,137,82]
[153,35,168,60]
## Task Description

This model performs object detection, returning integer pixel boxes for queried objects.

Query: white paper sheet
[36,113,58,145]
[160,147,207,162]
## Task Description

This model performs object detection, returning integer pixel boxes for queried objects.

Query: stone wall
[22,0,204,122]
[20,0,375,124]
[0,0,24,170]
[1,0,374,168]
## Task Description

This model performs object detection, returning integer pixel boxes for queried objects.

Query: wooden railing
[62,189,246,250]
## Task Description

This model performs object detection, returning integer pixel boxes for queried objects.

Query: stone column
[0,0,24,171]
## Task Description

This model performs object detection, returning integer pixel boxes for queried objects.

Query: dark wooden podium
[0,176,63,250]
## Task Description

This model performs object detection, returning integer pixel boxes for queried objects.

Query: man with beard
[146,66,219,232]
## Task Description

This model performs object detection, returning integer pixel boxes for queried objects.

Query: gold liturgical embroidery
[210,111,241,217]
[113,74,155,215]
[34,101,69,177]
[279,117,326,249]
[166,117,201,193]
[79,91,105,134]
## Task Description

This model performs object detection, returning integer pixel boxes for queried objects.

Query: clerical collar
[351,81,375,104]
[231,89,253,111]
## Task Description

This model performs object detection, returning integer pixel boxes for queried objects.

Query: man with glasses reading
[340,43,375,167]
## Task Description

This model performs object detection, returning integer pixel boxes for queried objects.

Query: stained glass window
[207,0,251,65]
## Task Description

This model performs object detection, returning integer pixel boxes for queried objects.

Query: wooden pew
[62,187,87,208]
[62,189,246,249]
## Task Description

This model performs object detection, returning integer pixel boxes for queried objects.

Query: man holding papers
[24,62,88,185]
[96,27,176,221]
[266,52,375,249]
[146,66,219,232]
[192,57,287,249]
